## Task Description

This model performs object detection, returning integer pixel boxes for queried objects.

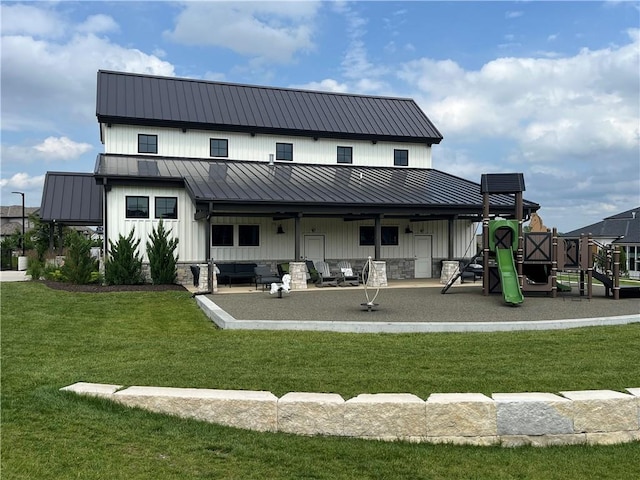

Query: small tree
[146,220,179,284]
[61,230,99,284]
[105,229,144,285]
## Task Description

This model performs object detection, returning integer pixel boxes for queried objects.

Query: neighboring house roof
[39,172,103,225]
[562,206,640,244]
[0,206,40,219]
[95,154,539,218]
[1,221,23,236]
[96,70,443,145]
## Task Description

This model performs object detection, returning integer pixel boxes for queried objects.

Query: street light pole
[11,191,25,256]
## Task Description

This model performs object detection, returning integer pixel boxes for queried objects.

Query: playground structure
[474,173,633,306]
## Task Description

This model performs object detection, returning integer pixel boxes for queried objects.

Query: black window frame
[337,146,353,164]
[138,134,158,154]
[210,138,228,157]
[155,196,178,219]
[276,142,293,161]
[238,225,260,247]
[125,196,149,219]
[394,149,408,167]
[212,225,234,247]
[359,226,399,246]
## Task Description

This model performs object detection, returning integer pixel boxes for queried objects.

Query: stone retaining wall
[61,383,640,447]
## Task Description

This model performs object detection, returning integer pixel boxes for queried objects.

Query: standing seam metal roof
[39,172,103,224]
[95,155,538,214]
[96,70,443,144]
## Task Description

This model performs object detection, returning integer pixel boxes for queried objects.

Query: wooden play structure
[478,173,632,304]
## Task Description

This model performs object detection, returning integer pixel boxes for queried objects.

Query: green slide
[495,247,524,306]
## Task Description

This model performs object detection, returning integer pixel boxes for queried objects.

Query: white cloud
[33,137,93,161]
[0,3,65,38]
[291,78,349,93]
[505,11,524,19]
[165,2,320,64]
[76,14,119,35]
[0,172,46,190]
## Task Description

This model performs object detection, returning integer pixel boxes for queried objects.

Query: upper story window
[276,142,293,161]
[394,149,408,167]
[138,134,158,154]
[126,196,149,219]
[155,197,177,219]
[210,138,228,157]
[337,146,353,164]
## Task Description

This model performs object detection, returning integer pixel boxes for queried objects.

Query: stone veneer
[61,383,640,447]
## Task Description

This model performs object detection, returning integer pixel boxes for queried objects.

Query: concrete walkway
[199,281,640,333]
[0,270,30,282]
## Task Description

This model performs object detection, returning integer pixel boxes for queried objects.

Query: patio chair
[313,261,339,287]
[336,260,360,286]
[305,260,319,284]
[254,265,281,291]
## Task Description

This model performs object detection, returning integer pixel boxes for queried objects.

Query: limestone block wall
[61,383,640,447]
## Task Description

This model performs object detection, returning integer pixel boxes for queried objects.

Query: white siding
[209,217,477,262]
[106,186,205,262]
[103,124,432,169]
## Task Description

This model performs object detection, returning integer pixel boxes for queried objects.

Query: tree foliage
[60,230,99,284]
[146,220,179,285]
[104,229,143,285]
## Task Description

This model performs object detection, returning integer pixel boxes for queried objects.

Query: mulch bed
[40,280,187,293]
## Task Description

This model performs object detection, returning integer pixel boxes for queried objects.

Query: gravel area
[208,284,640,323]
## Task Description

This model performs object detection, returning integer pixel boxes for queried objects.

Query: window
[212,225,233,246]
[394,149,408,167]
[337,146,353,164]
[359,226,399,246]
[276,142,293,161]
[210,138,228,157]
[155,197,177,219]
[238,225,260,246]
[138,134,158,154]
[126,196,149,218]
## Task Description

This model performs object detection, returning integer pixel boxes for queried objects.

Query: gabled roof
[95,154,539,218]
[0,206,40,219]
[562,206,640,244]
[96,70,443,145]
[40,172,103,225]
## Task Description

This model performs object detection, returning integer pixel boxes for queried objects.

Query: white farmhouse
[40,70,539,284]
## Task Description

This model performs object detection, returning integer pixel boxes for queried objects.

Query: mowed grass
[1,282,639,479]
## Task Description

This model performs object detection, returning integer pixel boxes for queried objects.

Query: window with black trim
[359,226,399,246]
[276,142,293,161]
[337,146,353,164]
[126,196,149,218]
[212,225,233,246]
[138,134,158,154]
[238,225,259,246]
[210,138,228,157]
[155,197,177,219]
[394,149,408,166]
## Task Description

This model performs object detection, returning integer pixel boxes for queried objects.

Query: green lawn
[2,282,639,479]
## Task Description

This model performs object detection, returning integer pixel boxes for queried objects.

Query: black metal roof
[40,172,103,225]
[95,154,538,218]
[480,173,525,194]
[96,70,443,145]
[562,207,640,244]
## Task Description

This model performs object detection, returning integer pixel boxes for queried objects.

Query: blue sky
[1,0,638,232]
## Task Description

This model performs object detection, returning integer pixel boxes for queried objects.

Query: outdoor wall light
[277,224,285,234]
[405,225,413,234]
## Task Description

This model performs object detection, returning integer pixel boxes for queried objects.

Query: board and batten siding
[106,186,205,263]
[210,217,477,262]
[103,125,432,169]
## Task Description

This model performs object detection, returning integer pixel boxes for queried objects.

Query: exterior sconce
[405,225,413,234]
[277,224,285,234]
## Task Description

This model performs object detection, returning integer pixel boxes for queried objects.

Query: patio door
[414,235,432,278]
[304,235,325,265]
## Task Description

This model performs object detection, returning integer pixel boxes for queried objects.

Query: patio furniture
[216,263,257,287]
[314,261,339,287]
[255,265,281,290]
[336,260,360,286]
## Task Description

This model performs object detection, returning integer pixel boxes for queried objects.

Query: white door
[414,235,432,278]
[304,235,325,265]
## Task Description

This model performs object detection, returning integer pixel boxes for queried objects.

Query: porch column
[447,217,454,260]
[294,214,302,261]
[374,215,382,260]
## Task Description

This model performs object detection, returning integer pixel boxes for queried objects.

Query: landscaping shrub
[146,220,179,284]
[104,229,144,285]
[60,230,99,284]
